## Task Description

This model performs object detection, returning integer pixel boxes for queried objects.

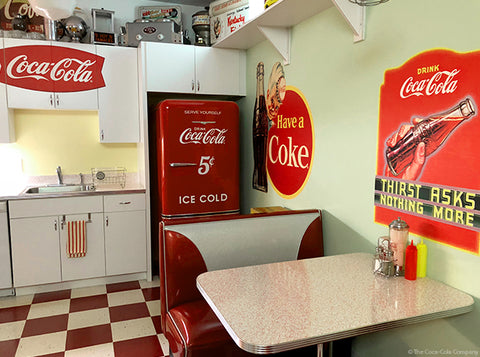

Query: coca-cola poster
[252,61,314,198]
[0,45,106,92]
[375,48,480,255]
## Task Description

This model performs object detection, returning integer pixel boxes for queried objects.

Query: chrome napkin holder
[373,236,395,277]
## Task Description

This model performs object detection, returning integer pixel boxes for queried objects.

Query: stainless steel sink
[22,184,95,194]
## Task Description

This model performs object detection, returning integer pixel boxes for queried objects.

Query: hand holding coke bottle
[385,117,426,180]
[384,98,475,180]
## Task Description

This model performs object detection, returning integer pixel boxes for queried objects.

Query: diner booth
[160,210,324,356]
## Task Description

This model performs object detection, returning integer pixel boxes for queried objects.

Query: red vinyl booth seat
[160,210,324,357]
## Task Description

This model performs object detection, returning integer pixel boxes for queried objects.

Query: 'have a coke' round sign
[267,86,314,198]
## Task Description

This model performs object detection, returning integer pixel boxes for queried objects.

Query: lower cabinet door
[104,210,146,276]
[60,213,105,281]
[10,216,61,287]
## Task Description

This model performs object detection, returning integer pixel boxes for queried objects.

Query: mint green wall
[239,0,480,354]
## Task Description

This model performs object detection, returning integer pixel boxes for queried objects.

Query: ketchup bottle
[405,240,417,281]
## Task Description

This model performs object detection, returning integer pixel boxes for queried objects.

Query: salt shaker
[389,217,409,276]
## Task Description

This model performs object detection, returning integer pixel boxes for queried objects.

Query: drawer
[104,193,145,212]
[9,196,103,219]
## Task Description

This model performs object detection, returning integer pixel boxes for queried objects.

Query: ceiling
[153,0,211,8]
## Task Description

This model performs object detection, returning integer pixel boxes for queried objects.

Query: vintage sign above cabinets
[0,45,106,92]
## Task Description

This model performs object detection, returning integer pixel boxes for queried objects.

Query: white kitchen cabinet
[9,196,104,287]
[104,194,147,276]
[0,38,14,143]
[8,193,146,288]
[96,45,140,143]
[0,202,13,291]
[194,46,246,96]
[4,39,98,110]
[143,42,246,96]
[10,215,62,287]
[144,42,195,94]
[60,212,105,281]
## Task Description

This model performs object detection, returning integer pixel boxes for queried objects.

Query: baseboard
[13,272,148,296]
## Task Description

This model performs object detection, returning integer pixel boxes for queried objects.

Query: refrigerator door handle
[169,163,197,167]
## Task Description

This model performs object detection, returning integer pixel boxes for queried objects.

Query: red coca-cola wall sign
[267,86,314,198]
[0,45,106,92]
[375,48,480,255]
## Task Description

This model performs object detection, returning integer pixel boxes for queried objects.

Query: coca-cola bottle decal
[386,98,476,177]
[252,62,269,192]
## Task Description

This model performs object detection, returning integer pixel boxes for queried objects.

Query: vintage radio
[126,19,182,47]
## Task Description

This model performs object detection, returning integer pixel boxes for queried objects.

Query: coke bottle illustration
[386,98,476,176]
[252,62,269,192]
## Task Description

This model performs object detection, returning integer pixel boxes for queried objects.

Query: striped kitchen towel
[67,220,87,258]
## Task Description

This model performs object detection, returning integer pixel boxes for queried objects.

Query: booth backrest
[159,209,323,330]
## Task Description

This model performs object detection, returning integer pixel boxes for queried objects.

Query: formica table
[196,253,474,355]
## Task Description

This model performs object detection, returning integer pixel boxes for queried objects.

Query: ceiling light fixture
[348,0,390,6]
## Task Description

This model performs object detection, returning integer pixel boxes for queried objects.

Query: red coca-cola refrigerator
[151,99,240,218]
[149,100,240,273]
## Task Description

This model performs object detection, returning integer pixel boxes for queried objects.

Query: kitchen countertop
[0,173,146,201]
[0,186,146,201]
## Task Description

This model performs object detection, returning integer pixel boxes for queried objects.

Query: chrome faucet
[56,166,63,185]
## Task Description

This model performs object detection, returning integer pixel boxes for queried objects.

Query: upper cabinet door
[50,42,99,111]
[144,42,195,93]
[4,38,53,109]
[3,39,99,110]
[96,45,140,143]
[194,47,246,96]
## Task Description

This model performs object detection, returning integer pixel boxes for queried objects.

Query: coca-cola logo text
[1,0,45,33]
[7,55,95,83]
[180,128,228,144]
[3,0,36,20]
[0,45,106,92]
[400,69,459,99]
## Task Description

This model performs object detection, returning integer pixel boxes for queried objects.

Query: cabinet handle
[105,216,109,227]
[54,219,58,231]
[119,201,131,205]
[197,80,200,92]
[50,94,54,107]
[191,80,195,91]
[100,130,104,141]
[55,94,59,107]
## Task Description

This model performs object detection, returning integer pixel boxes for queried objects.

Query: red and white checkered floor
[0,279,168,357]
